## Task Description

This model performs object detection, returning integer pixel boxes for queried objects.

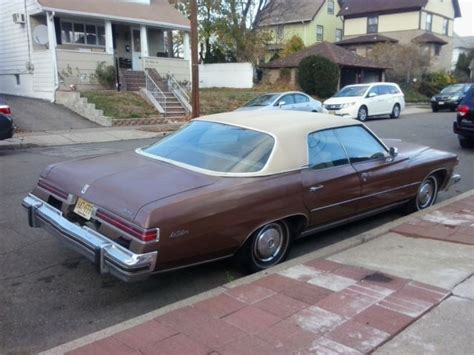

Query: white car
[323,83,405,121]
[236,91,323,113]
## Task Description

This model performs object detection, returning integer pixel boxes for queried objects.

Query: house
[260,41,388,89]
[0,0,191,112]
[256,0,344,61]
[336,0,462,72]
[452,34,474,70]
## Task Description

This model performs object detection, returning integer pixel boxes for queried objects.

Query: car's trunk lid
[42,151,217,221]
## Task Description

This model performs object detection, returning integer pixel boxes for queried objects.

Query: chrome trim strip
[152,254,234,275]
[301,200,409,238]
[22,194,157,282]
[310,182,420,212]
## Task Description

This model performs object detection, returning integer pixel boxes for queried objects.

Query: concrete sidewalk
[0,124,181,150]
[41,191,474,355]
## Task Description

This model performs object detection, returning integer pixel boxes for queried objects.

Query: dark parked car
[431,83,473,112]
[0,101,14,140]
[454,87,474,148]
[23,111,460,282]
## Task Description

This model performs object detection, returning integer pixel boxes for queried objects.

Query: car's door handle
[361,172,369,182]
[309,185,324,193]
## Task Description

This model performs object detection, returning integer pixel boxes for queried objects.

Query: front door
[301,129,361,227]
[131,28,143,71]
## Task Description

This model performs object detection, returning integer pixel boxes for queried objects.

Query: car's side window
[389,85,400,94]
[379,85,391,95]
[294,94,309,104]
[307,129,349,170]
[335,126,387,163]
[367,86,379,97]
[277,95,295,106]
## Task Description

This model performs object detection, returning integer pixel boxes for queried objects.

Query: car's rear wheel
[237,220,291,273]
[357,106,368,121]
[390,104,401,119]
[405,175,439,213]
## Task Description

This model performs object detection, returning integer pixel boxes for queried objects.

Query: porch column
[46,12,59,94]
[140,25,149,57]
[105,20,114,54]
[183,32,190,60]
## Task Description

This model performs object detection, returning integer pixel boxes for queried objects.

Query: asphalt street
[0,111,472,353]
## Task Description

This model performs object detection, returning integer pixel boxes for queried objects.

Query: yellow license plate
[74,198,94,220]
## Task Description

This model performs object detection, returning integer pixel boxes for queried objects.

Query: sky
[454,0,474,36]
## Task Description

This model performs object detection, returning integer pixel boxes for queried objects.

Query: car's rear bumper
[22,194,157,282]
[453,121,474,137]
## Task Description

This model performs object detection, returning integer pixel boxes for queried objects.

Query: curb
[40,189,474,355]
[0,141,39,151]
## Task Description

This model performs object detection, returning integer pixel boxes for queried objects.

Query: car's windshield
[244,94,279,107]
[142,121,275,173]
[440,84,465,94]
[334,86,370,97]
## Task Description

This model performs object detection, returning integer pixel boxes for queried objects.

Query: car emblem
[81,184,90,194]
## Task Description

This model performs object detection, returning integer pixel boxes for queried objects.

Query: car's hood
[324,97,363,105]
[41,151,217,221]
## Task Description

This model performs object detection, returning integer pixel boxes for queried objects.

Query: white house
[451,33,474,70]
[0,0,191,103]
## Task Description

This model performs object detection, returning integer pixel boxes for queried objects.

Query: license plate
[74,198,94,220]
[328,111,335,115]
[438,101,444,105]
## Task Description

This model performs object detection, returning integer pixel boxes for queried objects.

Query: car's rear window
[461,88,474,106]
[142,121,275,173]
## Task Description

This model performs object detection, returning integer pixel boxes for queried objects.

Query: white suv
[323,83,405,121]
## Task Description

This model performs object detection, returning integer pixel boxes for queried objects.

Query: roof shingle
[38,0,190,29]
[336,34,398,46]
[257,0,325,26]
[260,41,388,69]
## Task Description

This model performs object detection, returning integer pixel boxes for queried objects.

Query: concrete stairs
[55,91,112,127]
[122,70,146,91]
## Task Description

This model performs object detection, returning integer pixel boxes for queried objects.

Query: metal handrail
[167,73,191,113]
[145,69,167,115]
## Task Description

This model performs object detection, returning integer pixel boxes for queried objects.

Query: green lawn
[81,91,159,119]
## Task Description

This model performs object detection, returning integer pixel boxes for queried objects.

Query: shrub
[298,55,339,98]
[95,62,116,89]
[280,35,305,58]
[415,71,456,97]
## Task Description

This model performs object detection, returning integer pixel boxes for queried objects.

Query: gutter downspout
[47,11,59,102]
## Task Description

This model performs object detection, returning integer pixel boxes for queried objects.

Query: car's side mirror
[278,101,286,108]
[389,147,398,158]
[368,92,377,98]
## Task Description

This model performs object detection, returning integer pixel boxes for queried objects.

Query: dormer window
[328,0,335,15]
[367,16,378,33]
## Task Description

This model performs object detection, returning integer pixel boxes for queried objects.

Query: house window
[442,18,449,35]
[425,13,433,32]
[434,44,442,56]
[335,28,343,42]
[367,16,378,33]
[328,0,335,15]
[316,25,324,41]
[60,20,105,46]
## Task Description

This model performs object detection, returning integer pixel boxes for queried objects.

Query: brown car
[23,111,460,282]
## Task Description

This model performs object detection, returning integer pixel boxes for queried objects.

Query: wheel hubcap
[254,224,284,262]
[359,109,367,120]
[418,181,434,208]
[394,106,400,117]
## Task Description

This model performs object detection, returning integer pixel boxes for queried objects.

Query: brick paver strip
[69,260,450,355]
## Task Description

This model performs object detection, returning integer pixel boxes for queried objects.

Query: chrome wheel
[416,176,438,210]
[358,107,368,121]
[253,223,284,262]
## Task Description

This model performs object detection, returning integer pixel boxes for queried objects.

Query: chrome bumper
[445,173,461,191]
[22,194,157,282]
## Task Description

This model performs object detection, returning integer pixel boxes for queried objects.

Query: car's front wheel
[432,105,438,112]
[405,175,439,213]
[237,220,292,273]
[390,104,401,119]
[357,106,368,121]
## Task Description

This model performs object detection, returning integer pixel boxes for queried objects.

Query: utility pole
[190,0,200,118]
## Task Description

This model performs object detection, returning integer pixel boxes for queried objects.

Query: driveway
[2,95,98,132]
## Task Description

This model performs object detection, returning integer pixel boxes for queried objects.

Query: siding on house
[56,49,114,90]
[0,0,55,100]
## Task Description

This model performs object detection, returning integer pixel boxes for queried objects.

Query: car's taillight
[38,180,69,200]
[95,209,159,242]
[457,105,469,117]
[0,106,11,115]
